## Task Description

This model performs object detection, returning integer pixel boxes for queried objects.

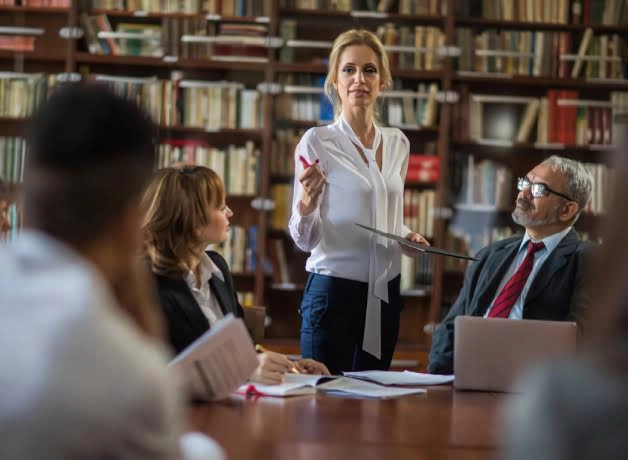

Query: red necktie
[488,241,545,319]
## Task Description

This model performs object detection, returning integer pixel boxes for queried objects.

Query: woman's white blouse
[288,115,412,358]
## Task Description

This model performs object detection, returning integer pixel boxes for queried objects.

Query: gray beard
[512,200,560,227]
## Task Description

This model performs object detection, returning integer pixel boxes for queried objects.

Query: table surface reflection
[187,386,510,460]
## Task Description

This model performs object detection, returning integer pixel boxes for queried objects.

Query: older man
[428,155,594,375]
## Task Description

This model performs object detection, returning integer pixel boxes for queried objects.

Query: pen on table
[255,344,300,374]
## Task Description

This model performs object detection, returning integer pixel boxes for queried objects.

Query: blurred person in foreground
[0,84,224,460]
[505,127,628,460]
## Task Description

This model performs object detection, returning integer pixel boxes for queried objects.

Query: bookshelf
[0,0,625,364]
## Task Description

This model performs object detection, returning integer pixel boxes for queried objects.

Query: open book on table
[169,314,259,401]
[238,374,427,399]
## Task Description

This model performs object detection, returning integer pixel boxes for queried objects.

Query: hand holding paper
[168,314,258,401]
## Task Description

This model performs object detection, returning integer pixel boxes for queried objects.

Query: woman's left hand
[294,359,331,375]
[401,232,430,257]
[405,232,429,245]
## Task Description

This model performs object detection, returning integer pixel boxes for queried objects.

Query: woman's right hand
[298,164,326,216]
[250,351,300,385]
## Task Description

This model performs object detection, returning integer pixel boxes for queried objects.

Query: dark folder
[355,223,478,261]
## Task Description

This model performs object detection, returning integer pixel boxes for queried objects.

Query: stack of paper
[238,374,427,399]
[342,370,455,386]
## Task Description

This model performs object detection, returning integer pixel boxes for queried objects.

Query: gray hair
[544,155,593,215]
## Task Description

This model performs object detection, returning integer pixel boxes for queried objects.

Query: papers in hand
[355,223,478,261]
[343,370,455,386]
[238,374,427,399]
[169,314,259,401]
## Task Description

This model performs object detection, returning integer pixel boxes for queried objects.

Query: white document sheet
[343,370,455,386]
[169,314,259,401]
[318,377,427,398]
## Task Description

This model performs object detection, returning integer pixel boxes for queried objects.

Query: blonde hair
[142,166,225,276]
[324,29,392,118]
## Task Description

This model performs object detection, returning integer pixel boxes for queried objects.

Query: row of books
[157,139,260,196]
[0,137,25,184]
[454,156,514,210]
[0,74,53,119]
[459,0,627,26]
[213,224,258,274]
[456,89,626,147]
[0,0,69,5]
[97,74,261,130]
[271,128,303,177]
[457,28,625,80]
[376,24,445,71]
[400,255,433,292]
[280,0,445,15]
[81,14,271,61]
[0,36,37,53]
[278,20,445,72]
[383,82,439,129]
[89,0,271,16]
[403,189,435,239]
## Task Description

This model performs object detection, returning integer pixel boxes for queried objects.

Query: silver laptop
[453,316,577,392]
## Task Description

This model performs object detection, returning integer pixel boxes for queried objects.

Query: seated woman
[142,166,329,384]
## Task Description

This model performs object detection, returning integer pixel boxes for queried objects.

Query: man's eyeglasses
[517,177,576,202]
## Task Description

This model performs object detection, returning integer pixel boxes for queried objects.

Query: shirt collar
[519,226,572,256]
[183,252,224,290]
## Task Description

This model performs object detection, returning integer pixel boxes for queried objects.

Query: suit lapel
[159,276,209,333]
[474,240,521,315]
[524,229,578,306]
[209,276,234,316]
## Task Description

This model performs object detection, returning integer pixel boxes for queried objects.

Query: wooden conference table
[187,386,509,460]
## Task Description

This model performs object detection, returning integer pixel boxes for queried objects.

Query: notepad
[238,374,427,398]
[238,374,335,397]
[169,314,259,401]
[342,370,455,386]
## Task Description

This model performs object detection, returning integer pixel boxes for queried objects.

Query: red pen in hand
[299,155,319,169]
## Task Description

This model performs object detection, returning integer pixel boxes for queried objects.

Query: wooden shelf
[455,17,628,34]
[160,126,263,145]
[0,50,66,63]
[454,73,628,91]
[279,8,444,26]
[275,62,328,74]
[0,6,69,13]
[405,181,438,190]
[450,140,614,163]
[0,116,26,136]
[271,174,294,184]
[75,52,267,72]
[91,9,268,22]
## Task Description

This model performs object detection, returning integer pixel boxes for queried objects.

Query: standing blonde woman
[143,166,329,384]
[289,29,428,374]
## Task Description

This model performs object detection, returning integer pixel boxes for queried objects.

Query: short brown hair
[142,166,225,276]
[324,28,392,118]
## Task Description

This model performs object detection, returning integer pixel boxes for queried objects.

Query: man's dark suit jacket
[153,251,245,355]
[428,229,592,375]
